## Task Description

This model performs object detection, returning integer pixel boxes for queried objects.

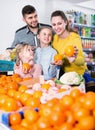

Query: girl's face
[19,45,34,61]
[37,28,52,46]
[51,16,67,36]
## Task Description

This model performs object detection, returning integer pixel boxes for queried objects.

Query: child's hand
[51,54,63,66]
[51,60,63,66]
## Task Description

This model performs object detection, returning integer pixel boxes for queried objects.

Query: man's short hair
[22,5,36,16]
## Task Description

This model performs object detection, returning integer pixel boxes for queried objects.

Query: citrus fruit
[54,54,63,62]
[22,63,31,71]
[65,45,74,57]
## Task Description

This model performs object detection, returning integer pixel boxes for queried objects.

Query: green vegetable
[54,79,63,84]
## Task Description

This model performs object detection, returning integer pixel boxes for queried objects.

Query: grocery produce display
[0,73,95,130]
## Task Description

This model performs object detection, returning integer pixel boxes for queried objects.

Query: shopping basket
[0,60,15,72]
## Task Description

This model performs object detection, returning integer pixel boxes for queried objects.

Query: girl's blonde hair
[15,43,35,66]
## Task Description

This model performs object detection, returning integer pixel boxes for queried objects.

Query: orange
[46,98,59,107]
[69,88,81,99]
[65,45,74,57]
[54,54,63,62]
[7,89,16,98]
[24,109,39,124]
[37,116,51,129]
[22,63,31,72]
[0,94,8,108]
[74,107,90,121]
[39,105,52,117]
[21,119,29,128]
[10,124,21,130]
[83,96,95,110]
[14,77,23,83]
[49,110,64,126]
[58,123,73,130]
[41,83,51,90]
[9,112,22,125]
[4,97,18,112]
[7,81,19,90]
[25,97,40,108]
[28,123,39,130]
[71,101,82,113]
[65,110,75,125]
[78,115,95,130]
[0,87,7,94]
[11,125,28,130]
[12,73,20,78]
[20,93,31,105]
[60,95,74,109]
[14,91,22,101]
[33,91,42,98]
[18,85,28,93]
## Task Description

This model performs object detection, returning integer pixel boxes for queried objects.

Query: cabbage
[59,71,83,85]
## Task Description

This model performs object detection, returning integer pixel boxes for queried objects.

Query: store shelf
[83,48,95,52]
[73,23,95,28]
[73,22,95,73]
[81,36,95,40]
[87,62,95,66]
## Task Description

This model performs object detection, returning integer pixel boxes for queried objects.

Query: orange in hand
[22,63,31,72]
[54,54,63,62]
[65,45,74,57]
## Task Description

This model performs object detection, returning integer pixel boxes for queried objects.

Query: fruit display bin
[0,111,23,130]
[0,123,11,130]
[0,60,15,72]
[0,108,38,129]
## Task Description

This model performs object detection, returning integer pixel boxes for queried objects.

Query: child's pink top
[14,61,42,78]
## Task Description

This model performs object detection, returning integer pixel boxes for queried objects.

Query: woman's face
[51,16,67,36]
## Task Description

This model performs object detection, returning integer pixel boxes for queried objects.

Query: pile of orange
[8,88,95,130]
[0,74,95,130]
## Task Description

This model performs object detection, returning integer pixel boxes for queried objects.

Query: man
[11,5,51,48]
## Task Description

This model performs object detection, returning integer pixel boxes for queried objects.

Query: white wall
[0,0,95,53]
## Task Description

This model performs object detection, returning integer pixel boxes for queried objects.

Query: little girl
[35,27,57,80]
[14,43,42,78]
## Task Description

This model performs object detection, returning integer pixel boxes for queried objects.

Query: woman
[50,10,87,77]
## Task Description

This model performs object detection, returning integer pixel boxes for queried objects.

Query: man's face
[23,11,38,28]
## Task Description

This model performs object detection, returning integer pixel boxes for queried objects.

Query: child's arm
[31,64,42,78]
[48,51,57,79]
